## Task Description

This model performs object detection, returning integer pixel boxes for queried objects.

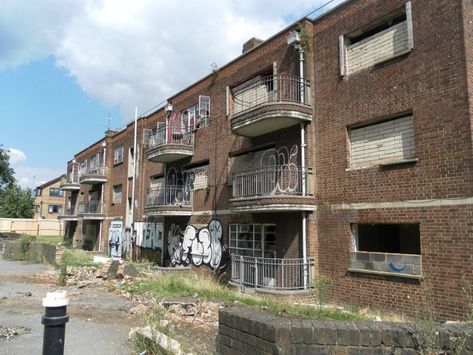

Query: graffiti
[388,262,407,272]
[167,219,228,271]
[260,145,299,193]
[166,167,195,204]
[108,221,123,258]
[135,221,164,250]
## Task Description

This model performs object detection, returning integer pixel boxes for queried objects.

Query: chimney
[242,37,264,54]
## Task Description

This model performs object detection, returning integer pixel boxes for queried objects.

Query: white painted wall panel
[347,21,409,75]
[350,116,415,168]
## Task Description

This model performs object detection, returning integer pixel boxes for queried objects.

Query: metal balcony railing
[81,166,107,176]
[231,255,315,291]
[146,185,191,207]
[147,124,193,149]
[64,207,77,216]
[78,201,104,214]
[232,166,312,198]
[232,75,311,115]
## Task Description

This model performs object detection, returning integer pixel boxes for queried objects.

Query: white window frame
[229,224,276,258]
[114,145,124,165]
[112,184,122,204]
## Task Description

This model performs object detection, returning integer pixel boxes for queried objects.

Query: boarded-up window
[349,115,415,168]
[340,2,413,76]
[188,165,208,190]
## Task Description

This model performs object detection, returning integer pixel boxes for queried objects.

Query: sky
[0,0,344,189]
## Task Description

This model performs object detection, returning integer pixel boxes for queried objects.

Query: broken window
[352,223,420,255]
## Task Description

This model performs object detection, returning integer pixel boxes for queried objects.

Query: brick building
[60,0,473,319]
[34,175,65,219]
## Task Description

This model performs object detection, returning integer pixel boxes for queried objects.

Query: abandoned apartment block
[58,0,473,320]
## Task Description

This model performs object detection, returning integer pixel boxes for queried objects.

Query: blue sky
[0,0,342,188]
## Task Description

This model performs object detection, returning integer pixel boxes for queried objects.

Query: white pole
[130,106,138,260]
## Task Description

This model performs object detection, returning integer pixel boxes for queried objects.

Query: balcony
[230,166,314,212]
[58,207,79,221]
[60,174,80,191]
[230,255,315,292]
[79,167,108,185]
[230,75,312,137]
[144,185,192,216]
[145,124,194,163]
[77,201,105,220]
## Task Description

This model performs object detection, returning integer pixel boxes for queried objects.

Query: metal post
[239,255,244,292]
[42,291,69,355]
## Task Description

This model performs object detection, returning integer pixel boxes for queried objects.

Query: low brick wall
[217,306,473,354]
[2,240,58,265]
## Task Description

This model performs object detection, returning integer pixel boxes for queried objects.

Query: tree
[0,146,15,191]
[0,184,34,218]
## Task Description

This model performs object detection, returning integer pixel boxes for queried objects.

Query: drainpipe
[130,106,138,261]
[298,39,309,289]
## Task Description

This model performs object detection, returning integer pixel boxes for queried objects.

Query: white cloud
[13,166,63,190]
[6,147,61,189]
[1,0,330,120]
[7,147,27,164]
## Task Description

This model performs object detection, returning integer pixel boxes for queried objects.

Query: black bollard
[41,291,69,355]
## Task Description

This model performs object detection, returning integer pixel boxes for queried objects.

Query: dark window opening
[348,12,406,45]
[356,223,420,254]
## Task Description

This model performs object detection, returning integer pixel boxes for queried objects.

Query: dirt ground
[0,259,219,354]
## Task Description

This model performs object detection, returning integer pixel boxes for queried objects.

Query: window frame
[114,145,124,165]
[229,223,276,258]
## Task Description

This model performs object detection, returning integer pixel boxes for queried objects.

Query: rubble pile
[0,326,30,340]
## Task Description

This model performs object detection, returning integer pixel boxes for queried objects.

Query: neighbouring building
[59,0,473,320]
[34,175,66,219]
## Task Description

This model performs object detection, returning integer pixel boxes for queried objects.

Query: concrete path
[0,259,141,355]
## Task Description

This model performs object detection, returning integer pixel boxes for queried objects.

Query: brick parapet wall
[217,306,473,354]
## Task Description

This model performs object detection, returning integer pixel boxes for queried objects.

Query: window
[49,188,64,197]
[34,189,42,196]
[349,115,415,169]
[182,95,211,132]
[229,224,276,258]
[353,224,420,254]
[48,205,63,214]
[340,2,413,76]
[90,153,101,172]
[349,223,422,277]
[34,205,40,213]
[113,185,122,204]
[114,145,124,165]
[79,160,88,175]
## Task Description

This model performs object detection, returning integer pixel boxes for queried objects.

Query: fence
[231,255,315,291]
[0,218,62,236]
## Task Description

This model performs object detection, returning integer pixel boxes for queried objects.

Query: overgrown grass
[59,249,100,268]
[122,274,363,321]
[35,235,63,245]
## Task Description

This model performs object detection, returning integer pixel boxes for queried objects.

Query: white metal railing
[232,166,312,198]
[146,185,191,207]
[147,124,194,149]
[231,255,315,291]
[78,201,104,214]
[82,166,108,176]
[232,75,311,115]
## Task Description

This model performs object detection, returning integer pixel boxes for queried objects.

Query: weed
[123,274,363,321]
[35,236,63,245]
[311,275,332,310]
[58,249,99,268]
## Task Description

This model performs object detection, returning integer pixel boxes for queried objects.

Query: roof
[34,174,65,190]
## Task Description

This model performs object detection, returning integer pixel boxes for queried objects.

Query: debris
[129,326,194,355]
[129,304,149,315]
[77,281,93,289]
[162,302,196,316]
[0,326,30,339]
[24,291,32,297]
